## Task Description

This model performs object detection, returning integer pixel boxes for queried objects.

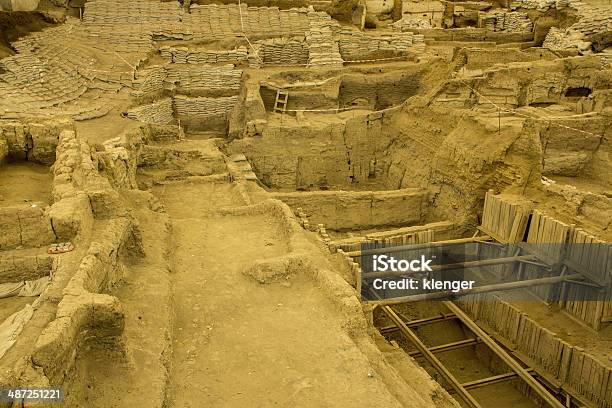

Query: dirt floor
[0,162,51,205]
[157,181,414,407]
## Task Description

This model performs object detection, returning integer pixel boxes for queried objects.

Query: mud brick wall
[0,205,56,250]
[516,0,570,12]
[433,56,609,108]
[272,188,429,230]
[489,12,533,33]
[173,95,238,129]
[461,48,558,70]
[0,120,70,165]
[126,98,174,125]
[0,139,7,163]
[543,4,612,51]
[160,46,248,64]
[251,38,310,66]
[33,217,144,384]
[406,27,534,44]
[570,7,612,37]
[339,71,421,110]
[229,108,404,190]
[338,30,414,60]
[0,252,53,283]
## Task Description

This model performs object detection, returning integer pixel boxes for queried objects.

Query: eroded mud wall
[228,108,400,190]
[272,188,429,230]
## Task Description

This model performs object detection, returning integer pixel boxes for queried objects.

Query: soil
[157,181,411,407]
[0,162,51,205]
[0,1,610,407]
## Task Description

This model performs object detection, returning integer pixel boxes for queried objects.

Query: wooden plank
[461,369,536,390]
[443,301,566,408]
[346,235,491,257]
[382,306,482,408]
[408,338,480,357]
[558,341,572,383]
[528,210,541,244]
[379,313,458,334]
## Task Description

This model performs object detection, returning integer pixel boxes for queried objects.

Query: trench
[375,302,540,408]
[125,135,432,407]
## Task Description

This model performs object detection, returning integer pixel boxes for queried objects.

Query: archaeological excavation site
[0,0,611,406]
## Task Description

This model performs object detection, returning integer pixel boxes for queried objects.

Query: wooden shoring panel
[443,301,566,408]
[331,222,449,253]
[565,228,611,286]
[453,292,612,407]
[480,190,532,244]
[526,210,570,264]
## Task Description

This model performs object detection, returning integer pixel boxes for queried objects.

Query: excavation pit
[0,161,56,251]
[0,1,610,407]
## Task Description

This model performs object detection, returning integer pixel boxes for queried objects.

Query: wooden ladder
[274,90,289,113]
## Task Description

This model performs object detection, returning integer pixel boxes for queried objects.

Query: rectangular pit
[272,188,430,231]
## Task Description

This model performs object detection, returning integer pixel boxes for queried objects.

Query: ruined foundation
[0,0,610,407]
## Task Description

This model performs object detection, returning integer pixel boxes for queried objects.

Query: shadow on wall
[258,71,423,113]
[0,10,58,58]
[190,0,310,8]
[339,72,421,110]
